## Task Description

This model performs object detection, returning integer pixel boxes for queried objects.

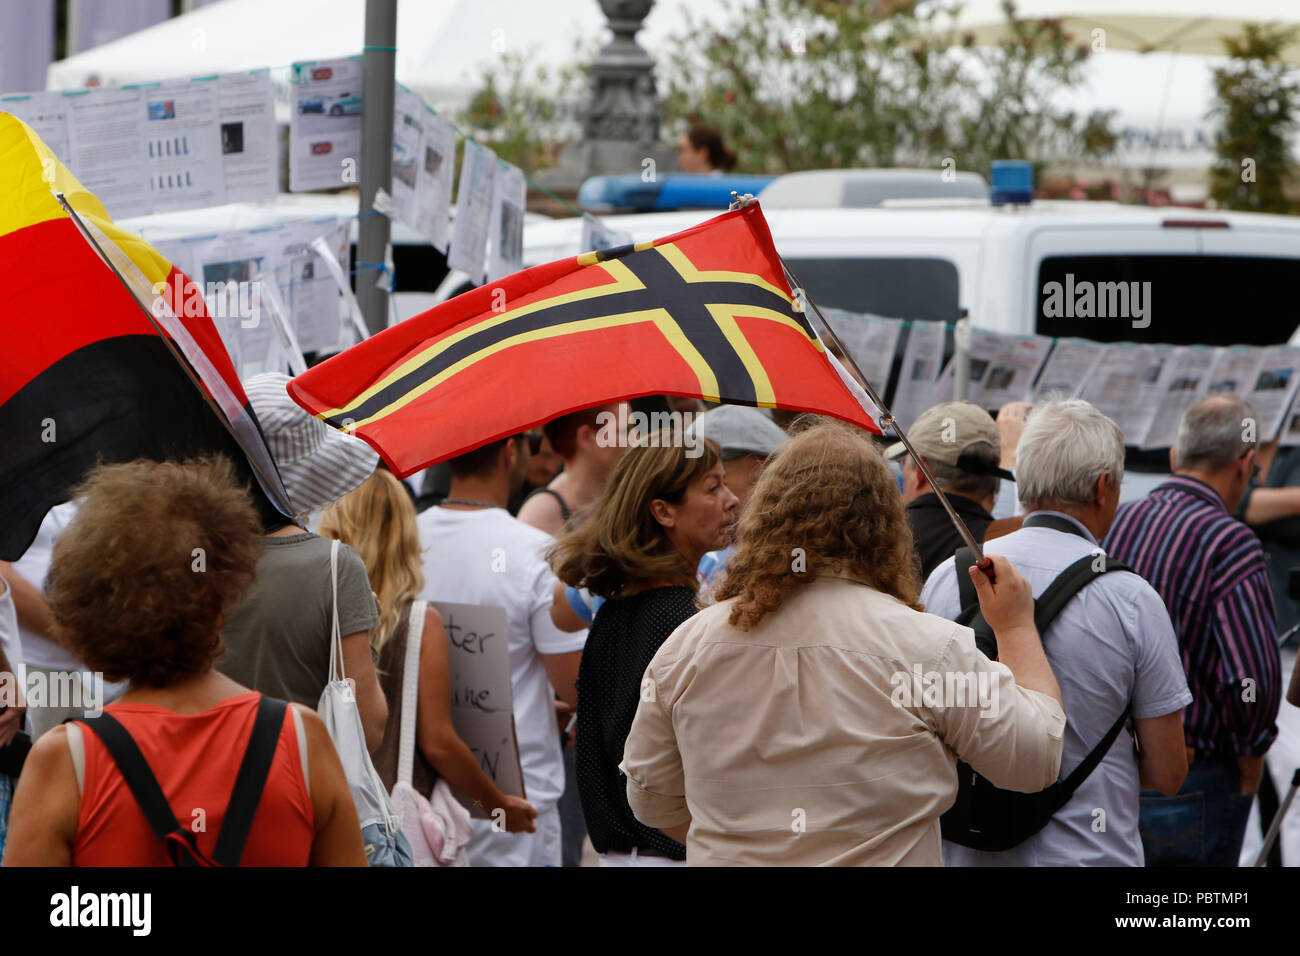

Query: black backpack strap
[211,695,289,867]
[1030,554,1133,635]
[76,712,213,866]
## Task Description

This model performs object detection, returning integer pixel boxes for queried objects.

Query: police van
[437,168,1300,350]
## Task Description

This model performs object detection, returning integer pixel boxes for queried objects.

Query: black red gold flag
[0,112,291,559]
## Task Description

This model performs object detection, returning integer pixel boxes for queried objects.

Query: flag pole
[727,192,993,575]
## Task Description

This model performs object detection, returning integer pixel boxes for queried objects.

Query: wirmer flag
[289,203,879,476]
[0,112,292,559]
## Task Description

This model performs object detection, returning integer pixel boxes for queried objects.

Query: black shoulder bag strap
[954,513,1100,626]
[76,694,288,867]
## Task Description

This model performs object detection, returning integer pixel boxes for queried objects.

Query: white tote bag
[316,540,411,866]
[388,599,473,867]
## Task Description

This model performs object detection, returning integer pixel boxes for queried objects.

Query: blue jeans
[1139,760,1254,866]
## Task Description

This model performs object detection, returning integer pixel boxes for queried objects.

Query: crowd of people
[1,378,1299,867]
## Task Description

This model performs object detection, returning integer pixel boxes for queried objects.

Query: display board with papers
[888,321,947,430]
[154,217,351,380]
[390,85,455,252]
[823,309,904,408]
[812,309,1300,447]
[2,72,278,219]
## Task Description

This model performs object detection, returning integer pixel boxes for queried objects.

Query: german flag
[0,113,290,560]
[289,203,878,476]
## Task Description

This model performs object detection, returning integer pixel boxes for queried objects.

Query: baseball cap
[884,401,1014,481]
[688,404,790,460]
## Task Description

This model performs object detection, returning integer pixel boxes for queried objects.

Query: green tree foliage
[456,50,585,175]
[1208,25,1299,214]
[661,0,1115,177]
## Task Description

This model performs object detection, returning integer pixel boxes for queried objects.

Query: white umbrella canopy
[936,0,1300,60]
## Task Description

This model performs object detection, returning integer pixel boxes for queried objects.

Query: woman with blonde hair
[549,433,739,866]
[319,470,537,842]
[620,421,1071,866]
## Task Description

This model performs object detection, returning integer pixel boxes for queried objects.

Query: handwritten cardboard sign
[432,602,524,817]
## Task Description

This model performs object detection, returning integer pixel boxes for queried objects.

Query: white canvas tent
[43,0,726,112]
[938,0,1300,60]
[40,0,1296,177]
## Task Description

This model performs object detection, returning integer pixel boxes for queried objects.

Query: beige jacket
[620,574,1066,865]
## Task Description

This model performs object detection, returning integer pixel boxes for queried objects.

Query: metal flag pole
[726,192,994,576]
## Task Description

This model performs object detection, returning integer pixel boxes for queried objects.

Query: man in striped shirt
[1105,394,1283,867]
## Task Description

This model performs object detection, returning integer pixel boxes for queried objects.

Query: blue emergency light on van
[989,160,1034,206]
[578,173,777,213]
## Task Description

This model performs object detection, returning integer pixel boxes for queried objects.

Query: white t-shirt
[9,502,127,705]
[416,506,586,809]
[0,575,23,694]
[10,502,81,672]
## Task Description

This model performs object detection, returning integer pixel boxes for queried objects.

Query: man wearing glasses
[1106,394,1283,866]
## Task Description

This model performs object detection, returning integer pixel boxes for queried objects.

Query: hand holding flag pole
[727,191,996,583]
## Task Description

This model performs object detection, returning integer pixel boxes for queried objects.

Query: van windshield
[1037,255,1298,345]
[783,257,960,322]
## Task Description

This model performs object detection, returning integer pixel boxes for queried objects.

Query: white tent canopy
[40,0,1292,173]
[43,0,723,112]
[936,0,1300,60]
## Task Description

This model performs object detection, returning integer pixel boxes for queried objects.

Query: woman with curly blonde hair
[620,421,1070,866]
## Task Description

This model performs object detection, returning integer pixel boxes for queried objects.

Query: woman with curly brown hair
[549,433,738,866]
[2,458,365,866]
[620,421,1068,866]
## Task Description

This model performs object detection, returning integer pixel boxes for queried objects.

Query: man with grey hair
[1106,393,1282,867]
[923,398,1190,865]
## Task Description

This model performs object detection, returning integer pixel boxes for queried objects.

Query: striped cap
[244,372,378,515]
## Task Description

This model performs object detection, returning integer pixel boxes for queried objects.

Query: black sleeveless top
[523,486,572,522]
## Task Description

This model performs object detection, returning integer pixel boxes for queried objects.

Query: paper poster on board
[391,85,455,252]
[488,160,526,282]
[822,309,903,402]
[142,78,227,213]
[432,602,524,817]
[289,56,363,192]
[889,321,946,431]
[446,141,498,287]
[217,70,278,203]
[65,87,150,218]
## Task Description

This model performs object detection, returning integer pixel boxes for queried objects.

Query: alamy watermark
[1041,274,1151,329]
[0,669,104,717]
[889,664,1000,718]
[594,405,704,458]
[151,272,262,328]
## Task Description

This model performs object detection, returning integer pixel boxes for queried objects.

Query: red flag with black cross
[288,203,878,476]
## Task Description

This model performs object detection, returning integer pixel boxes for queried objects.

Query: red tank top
[73,691,315,866]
